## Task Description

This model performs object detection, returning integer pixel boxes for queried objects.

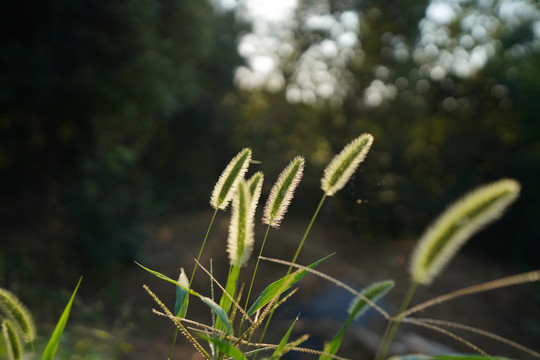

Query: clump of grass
[138,136,540,360]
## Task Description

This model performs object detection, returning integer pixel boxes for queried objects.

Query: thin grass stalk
[251,193,327,360]
[194,260,254,326]
[239,224,272,335]
[402,269,540,318]
[168,208,217,360]
[406,317,540,359]
[376,281,419,360]
[400,317,489,356]
[259,256,392,320]
[144,285,210,359]
[289,193,327,272]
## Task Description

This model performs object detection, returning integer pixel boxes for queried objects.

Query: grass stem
[376,281,419,360]
[168,208,218,360]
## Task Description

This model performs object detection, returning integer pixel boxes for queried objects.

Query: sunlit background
[1,0,539,358]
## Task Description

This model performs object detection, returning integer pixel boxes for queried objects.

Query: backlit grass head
[247,171,264,213]
[410,179,521,285]
[321,133,374,196]
[210,148,252,210]
[0,288,36,344]
[227,180,256,267]
[263,156,305,228]
[2,320,22,360]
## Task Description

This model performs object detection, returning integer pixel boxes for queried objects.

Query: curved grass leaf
[199,295,233,335]
[196,332,248,360]
[175,268,189,317]
[247,254,332,316]
[271,316,299,359]
[320,280,394,360]
[42,277,82,360]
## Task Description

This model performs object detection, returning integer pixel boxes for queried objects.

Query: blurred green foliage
[226,0,540,267]
[0,0,244,285]
[1,0,539,291]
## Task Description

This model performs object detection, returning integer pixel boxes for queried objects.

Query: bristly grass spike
[210,148,252,210]
[321,133,374,196]
[410,178,521,285]
[263,156,305,228]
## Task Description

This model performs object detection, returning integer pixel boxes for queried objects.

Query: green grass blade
[247,254,332,316]
[321,280,394,359]
[175,268,190,317]
[42,277,82,360]
[199,295,233,335]
[196,332,248,360]
[270,315,299,359]
[136,262,200,297]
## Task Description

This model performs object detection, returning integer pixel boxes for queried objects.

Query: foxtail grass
[263,156,304,228]
[377,178,522,360]
[2,320,22,360]
[0,289,36,344]
[321,133,374,196]
[410,179,521,286]
[139,138,538,360]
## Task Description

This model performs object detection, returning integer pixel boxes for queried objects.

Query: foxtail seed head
[263,156,305,228]
[227,180,256,267]
[247,171,264,213]
[2,320,22,360]
[210,148,252,210]
[410,179,521,285]
[0,289,36,343]
[321,134,374,196]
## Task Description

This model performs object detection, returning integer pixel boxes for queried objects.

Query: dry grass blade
[143,285,210,359]
[194,259,254,325]
[401,317,489,356]
[259,256,392,320]
[402,270,540,317]
[407,317,540,359]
